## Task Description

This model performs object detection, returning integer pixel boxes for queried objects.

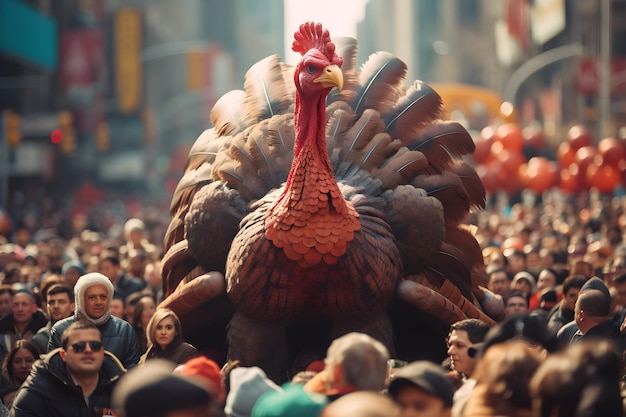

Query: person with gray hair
[321,332,389,401]
[47,272,141,369]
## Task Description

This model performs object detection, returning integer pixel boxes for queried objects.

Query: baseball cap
[387,361,454,407]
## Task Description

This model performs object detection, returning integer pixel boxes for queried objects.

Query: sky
[284,0,368,64]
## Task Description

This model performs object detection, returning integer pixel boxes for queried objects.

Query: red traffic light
[50,128,63,144]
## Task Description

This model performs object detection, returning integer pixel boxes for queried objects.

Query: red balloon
[598,137,626,167]
[523,124,544,150]
[497,149,526,176]
[559,167,580,193]
[567,125,593,150]
[496,123,524,152]
[587,162,621,194]
[575,146,598,189]
[557,142,576,169]
[525,157,557,194]
[481,125,498,142]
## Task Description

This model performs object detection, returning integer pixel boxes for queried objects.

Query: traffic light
[57,110,75,154]
[3,110,21,147]
[96,122,109,152]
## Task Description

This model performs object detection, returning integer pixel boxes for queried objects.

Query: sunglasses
[70,341,103,353]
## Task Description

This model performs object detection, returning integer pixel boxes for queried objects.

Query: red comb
[292,21,336,61]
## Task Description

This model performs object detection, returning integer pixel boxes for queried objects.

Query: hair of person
[2,339,41,383]
[38,274,67,303]
[145,308,183,351]
[471,340,542,412]
[504,290,529,306]
[488,266,509,278]
[100,255,120,267]
[577,289,611,317]
[320,390,401,417]
[47,284,75,303]
[530,339,622,417]
[12,289,36,303]
[131,295,156,330]
[325,332,389,391]
[449,318,491,344]
[61,320,100,349]
[562,275,587,294]
[0,284,14,297]
[112,293,125,305]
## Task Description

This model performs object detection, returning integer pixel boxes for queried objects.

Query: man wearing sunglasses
[47,272,141,370]
[11,320,125,416]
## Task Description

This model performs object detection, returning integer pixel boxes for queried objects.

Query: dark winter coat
[48,315,141,369]
[10,348,125,417]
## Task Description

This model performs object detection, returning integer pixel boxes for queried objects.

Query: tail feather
[408,121,475,174]
[209,90,249,136]
[452,162,486,210]
[352,52,407,116]
[373,148,428,189]
[413,171,470,226]
[242,55,293,126]
[382,81,443,142]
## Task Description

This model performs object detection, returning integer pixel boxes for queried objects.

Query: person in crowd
[0,286,13,321]
[530,339,623,417]
[387,360,454,417]
[545,275,586,337]
[125,249,148,281]
[510,271,536,299]
[109,294,125,320]
[464,340,542,417]
[446,319,490,417]
[11,321,125,417]
[224,365,283,417]
[504,249,527,276]
[123,291,144,326]
[528,289,558,325]
[304,332,389,402]
[573,287,625,349]
[139,308,198,366]
[486,267,510,298]
[0,290,46,365]
[175,356,226,406]
[48,272,141,369]
[120,218,158,261]
[99,255,146,301]
[113,359,214,417]
[503,290,529,318]
[529,268,560,311]
[60,259,86,290]
[31,285,75,353]
[143,260,164,304]
[611,272,626,324]
[251,383,328,417]
[131,295,156,352]
[0,340,40,409]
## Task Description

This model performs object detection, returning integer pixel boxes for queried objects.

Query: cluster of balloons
[473,123,626,196]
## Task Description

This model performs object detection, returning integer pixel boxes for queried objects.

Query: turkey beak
[315,65,343,90]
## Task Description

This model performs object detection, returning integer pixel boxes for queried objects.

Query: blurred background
[1,0,625,238]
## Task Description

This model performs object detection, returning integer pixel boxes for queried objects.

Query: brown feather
[408,121,475,174]
[452,162,486,210]
[444,225,486,285]
[412,171,470,226]
[373,148,428,189]
[382,80,443,143]
[352,52,406,116]
[209,90,248,136]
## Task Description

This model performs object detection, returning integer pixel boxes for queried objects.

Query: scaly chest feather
[265,142,360,268]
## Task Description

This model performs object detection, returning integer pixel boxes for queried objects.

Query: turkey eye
[307,65,315,74]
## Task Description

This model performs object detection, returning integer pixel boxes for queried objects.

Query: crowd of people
[0,186,626,416]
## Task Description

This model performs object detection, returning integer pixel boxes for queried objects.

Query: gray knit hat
[74,272,114,325]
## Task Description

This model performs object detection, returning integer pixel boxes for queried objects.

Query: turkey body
[161,22,497,381]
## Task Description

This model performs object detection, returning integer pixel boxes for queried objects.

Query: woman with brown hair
[0,340,41,409]
[139,308,198,366]
[131,295,156,352]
